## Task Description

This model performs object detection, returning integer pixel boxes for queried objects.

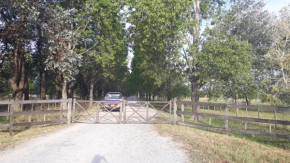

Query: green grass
[199,98,272,106]
[154,124,290,163]
[177,104,290,150]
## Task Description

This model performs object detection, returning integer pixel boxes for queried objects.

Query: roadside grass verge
[154,124,290,163]
[0,124,71,151]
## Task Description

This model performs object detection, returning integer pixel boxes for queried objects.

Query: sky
[126,0,290,70]
[263,0,289,13]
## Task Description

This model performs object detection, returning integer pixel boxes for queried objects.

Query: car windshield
[105,93,121,99]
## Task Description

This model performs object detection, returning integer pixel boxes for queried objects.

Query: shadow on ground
[91,154,108,163]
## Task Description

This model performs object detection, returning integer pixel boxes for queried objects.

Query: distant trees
[76,0,128,105]
[128,0,190,100]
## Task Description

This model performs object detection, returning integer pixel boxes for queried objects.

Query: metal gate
[72,100,172,124]
[123,101,171,124]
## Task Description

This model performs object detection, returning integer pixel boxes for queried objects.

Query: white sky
[263,0,289,13]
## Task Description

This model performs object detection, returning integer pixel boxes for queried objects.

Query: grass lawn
[154,124,290,163]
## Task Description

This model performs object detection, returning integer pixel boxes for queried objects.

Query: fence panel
[0,99,72,136]
[174,101,290,139]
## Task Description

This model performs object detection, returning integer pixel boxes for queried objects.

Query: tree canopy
[0,0,290,107]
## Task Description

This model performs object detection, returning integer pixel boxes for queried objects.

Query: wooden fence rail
[0,99,72,136]
[174,100,290,139]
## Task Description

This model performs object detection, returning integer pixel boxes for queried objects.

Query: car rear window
[106,94,121,99]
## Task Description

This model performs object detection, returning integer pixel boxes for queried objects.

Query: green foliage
[44,6,81,80]
[200,29,254,100]
[0,76,12,98]
[74,0,129,98]
[128,0,188,99]
[0,0,289,106]
[264,4,290,105]
[199,0,272,101]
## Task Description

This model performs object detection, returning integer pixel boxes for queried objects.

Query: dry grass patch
[154,124,290,163]
[0,124,71,151]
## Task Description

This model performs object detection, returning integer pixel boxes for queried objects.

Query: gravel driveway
[0,124,189,163]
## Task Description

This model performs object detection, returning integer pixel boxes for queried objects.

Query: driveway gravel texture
[0,124,189,163]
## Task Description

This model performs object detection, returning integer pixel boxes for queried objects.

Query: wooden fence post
[169,100,172,123]
[173,99,177,125]
[181,104,184,123]
[123,100,126,124]
[258,108,260,126]
[119,100,122,124]
[72,99,76,122]
[245,107,248,130]
[60,100,64,122]
[9,104,13,136]
[96,101,100,123]
[67,98,72,124]
[146,101,149,122]
[225,106,229,134]
[7,104,10,120]
[122,100,125,123]
[274,109,277,129]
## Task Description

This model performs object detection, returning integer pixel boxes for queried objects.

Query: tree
[264,4,290,105]
[76,0,128,104]
[175,0,226,115]
[200,29,253,102]
[44,5,82,103]
[204,0,272,103]
[0,1,37,105]
[128,0,186,100]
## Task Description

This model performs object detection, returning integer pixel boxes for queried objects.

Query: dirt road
[0,124,189,163]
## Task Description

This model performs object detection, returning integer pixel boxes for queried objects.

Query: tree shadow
[91,154,108,163]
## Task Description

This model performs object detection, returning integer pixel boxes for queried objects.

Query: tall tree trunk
[52,85,57,99]
[67,83,73,99]
[23,75,29,110]
[62,78,67,110]
[89,79,94,107]
[40,71,46,99]
[245,96,250,105]
[235,94,239,115]
[189,0,201,120]
[24,75,29,100]
[191,81,200,120]
[37,18,46,100]
[9,40,26,111]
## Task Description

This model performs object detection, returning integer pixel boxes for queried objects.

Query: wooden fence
[173,100,290,139]
[1,98,289,139]
[0,99,72,136]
